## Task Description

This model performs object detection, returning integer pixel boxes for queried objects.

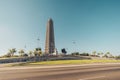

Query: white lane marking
[79,76,105,80]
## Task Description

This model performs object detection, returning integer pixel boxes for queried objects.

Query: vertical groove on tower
[45,18,55,54]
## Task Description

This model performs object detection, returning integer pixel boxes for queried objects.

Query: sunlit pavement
[0,63,120,80]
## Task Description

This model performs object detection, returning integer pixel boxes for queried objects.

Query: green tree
[37,50,42,56]
[92,51,96,56]
[116,55,120,59]
[104,52,111,58]
[3,52,11,57]
[100,52,104,55]
[33,50,38,56]
[97,53,101,56]
[18,49,25,57]
[61,48,67,55]
[80,52,89,56]
[28,51,33,57]
[9,48,16,57]
[33,48,42,56]
[97,52,104,57]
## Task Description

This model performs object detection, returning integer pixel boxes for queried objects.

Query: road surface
[0,63,120,80]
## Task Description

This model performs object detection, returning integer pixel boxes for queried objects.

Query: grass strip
[30,59,120,65]
[8,59,120,67]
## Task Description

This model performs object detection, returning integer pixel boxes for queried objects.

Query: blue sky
[0,0,120,55]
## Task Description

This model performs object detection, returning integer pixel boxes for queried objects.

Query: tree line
[2,48,42,57]
[1,48,120,59]
[71,51,114,58]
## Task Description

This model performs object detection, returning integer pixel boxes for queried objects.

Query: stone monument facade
[45,18,55,54]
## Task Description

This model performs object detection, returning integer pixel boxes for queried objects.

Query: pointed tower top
[48,18,53,22]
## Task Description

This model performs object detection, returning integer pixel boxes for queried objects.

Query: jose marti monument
[45,18,57,55]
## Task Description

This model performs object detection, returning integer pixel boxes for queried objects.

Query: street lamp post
[72,41,76,52]
[37,38,40,48]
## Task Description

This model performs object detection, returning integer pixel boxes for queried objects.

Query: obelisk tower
[45,18,55,54]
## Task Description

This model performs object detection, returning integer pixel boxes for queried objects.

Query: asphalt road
[0,63,120,80]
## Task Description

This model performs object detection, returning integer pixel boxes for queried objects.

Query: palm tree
[33,48,42,61]
[37,50,42,56]
[92,51,96,56]
[106,52,110,55]
[97,53,101,56]
[104,52,110,58]
[18,49,25,57]
[101,52,104,55]
[100,52,104,57]
[97,52,104,58]
[5,52,11,57]
[33,50,38,56]
[9,48,17,57]
[28,51,33,57]
[33,48,42,56]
